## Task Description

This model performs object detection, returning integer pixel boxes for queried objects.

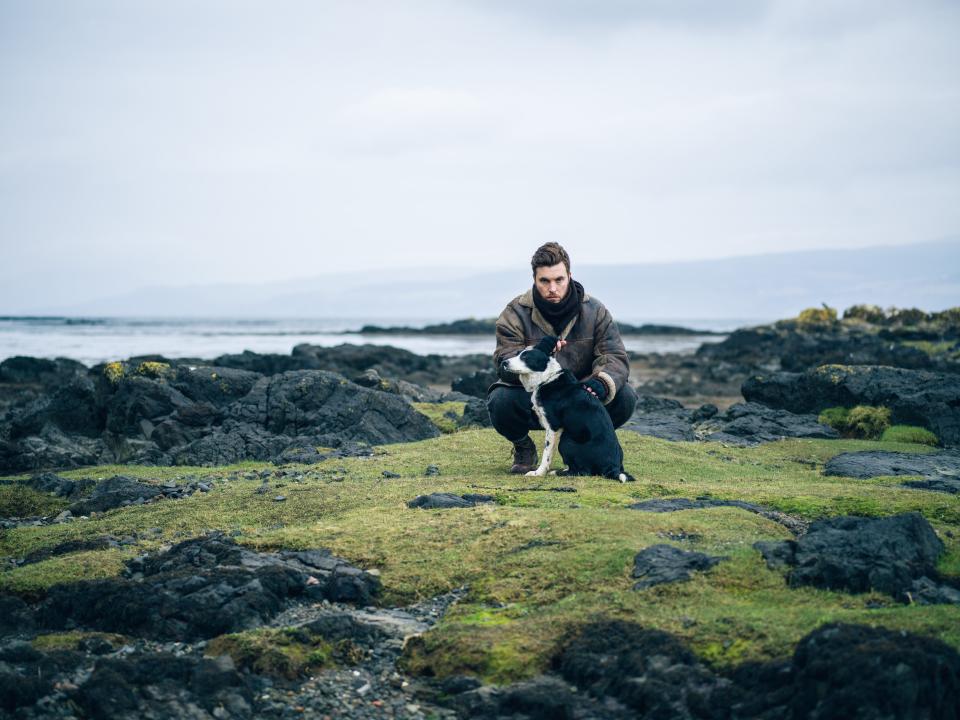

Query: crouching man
[486,242,638,473]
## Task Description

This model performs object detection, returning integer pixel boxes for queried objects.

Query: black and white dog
[502,336,635,482]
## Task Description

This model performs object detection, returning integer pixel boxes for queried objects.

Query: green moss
[880,425,939,446]
[902,340,960,361]
[2,430,958,684]
[103,361,125,383]
[845,406,891,439]
[842,304,886,324]
[817,406,890,440]
[0,484,69,518]
[412,401,467,434]
[205,627,336,679]
[796,306,838,326]
[136,361,172,379]
[818,407,850,430]
[0,548,133,599]
[32,631,127,652]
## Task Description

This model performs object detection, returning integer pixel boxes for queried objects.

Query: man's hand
[581,377,607,401]
[554,339,567,354]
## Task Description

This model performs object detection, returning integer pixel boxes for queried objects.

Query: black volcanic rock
[742,365,960,445]
[732,623,960,720]
[67,475,164,515]
[632,544,725,589]
[459,397,493,428]
[0,356,86,386]
[453,620,960,720]
[451,369,497,398]
[0,359,440,471]
[824,450,960,481]
[622,394,696,442]
[226,370,439,443]
[557,620,735,717]
[37,535,380,641]
[754,512,954,603]
[407,493,495,509]
[697,320,947,372]
[698,402,839,445]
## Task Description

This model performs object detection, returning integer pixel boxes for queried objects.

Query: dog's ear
[534,336,558,356]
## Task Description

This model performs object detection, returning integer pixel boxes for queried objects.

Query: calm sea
[0,317,749,366]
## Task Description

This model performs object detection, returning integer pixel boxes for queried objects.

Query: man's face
[534,263,570,304]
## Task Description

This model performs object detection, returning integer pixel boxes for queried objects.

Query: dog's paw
[525,470,542,477]
[619,472,636,483]
[548,470,557,476]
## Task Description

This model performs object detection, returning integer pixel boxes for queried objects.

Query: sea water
[0,317,745,366]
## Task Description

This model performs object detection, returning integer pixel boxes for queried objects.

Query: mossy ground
[1,429,957,683]
[205,627,339,680]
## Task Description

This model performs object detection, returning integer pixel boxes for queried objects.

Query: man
[487,242,638,473]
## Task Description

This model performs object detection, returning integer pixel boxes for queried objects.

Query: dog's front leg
[527,428,562,477]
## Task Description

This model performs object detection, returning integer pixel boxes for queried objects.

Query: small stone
[425,465,440,476]
[382,471,401,479]
[273,495,287,502]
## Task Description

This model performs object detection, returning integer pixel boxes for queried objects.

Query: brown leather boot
[510,436,538,474]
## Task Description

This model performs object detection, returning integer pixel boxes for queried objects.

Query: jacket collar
[518,288,590,339]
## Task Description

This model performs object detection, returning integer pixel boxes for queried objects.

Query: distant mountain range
[28,238,960,323]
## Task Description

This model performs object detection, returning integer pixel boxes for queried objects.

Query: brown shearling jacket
[490,288,629,404]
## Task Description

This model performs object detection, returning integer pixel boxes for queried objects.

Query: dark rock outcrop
[27,472,96,499]
[1,360,440,472]
[622,395,696,442]
[632,544,725,589]
[0,643,258,720]
[621,395,838,446]
[36,534,380,641]
[0,356,86,387]
[742,365,960,445]
[459,397,493,428]
[754,513,956,603]
[698,402,839,445]
[824,449,960,484]
[67,475,164,515]
[698,320,953,373]
[451,369,497,399]
[558,620,736,717]
[226,370,439,444]
[447,674,634,720]
[446,621,960,720]
[732,623,960,720]
[407,493,496,509]
[74,652,257,720]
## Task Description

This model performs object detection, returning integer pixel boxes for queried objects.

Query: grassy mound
[818,405,892,440]
[1,429,957,683]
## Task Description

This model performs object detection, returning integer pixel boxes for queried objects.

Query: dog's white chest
[530,388,552,431]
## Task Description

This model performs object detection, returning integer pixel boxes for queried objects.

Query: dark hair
[531,242,571,276]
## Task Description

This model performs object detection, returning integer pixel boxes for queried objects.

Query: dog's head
[502,336,563,392]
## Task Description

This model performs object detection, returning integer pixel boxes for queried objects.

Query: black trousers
[486,382,638,443]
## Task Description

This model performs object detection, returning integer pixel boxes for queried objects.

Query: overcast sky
[1,0,958,310]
